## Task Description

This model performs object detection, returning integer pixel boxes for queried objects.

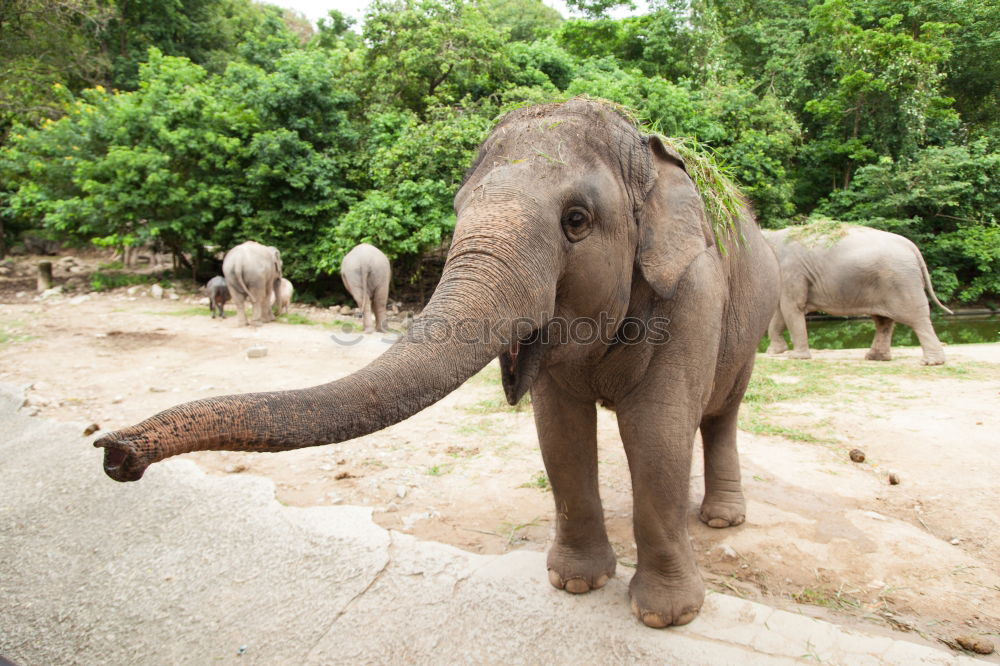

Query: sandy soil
[2,252,998,657]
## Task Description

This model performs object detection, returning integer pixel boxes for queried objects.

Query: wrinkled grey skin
[95,100,780,628]
[222,241,283,326]
[764,225,952,365]
[206,276,230,319]
[341,244,391,333]
[270,277,293,316]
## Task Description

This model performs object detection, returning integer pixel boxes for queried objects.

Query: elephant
[340,243,391,333]
[221,241,283,326]
[94,99,780,628]
[205,276,230,319]
[271,277,294,316]
[763,222,953,365]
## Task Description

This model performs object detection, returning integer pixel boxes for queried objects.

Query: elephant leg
[898,313,946,365]
[360,289,375,333]
[766,308,788,354]
[232,293,248,326]
[781,298,811,359]
[699,398,746,528]
[250,286,268,326]
[372,281,389,333]
[617,398,704,627]
[865,315,895,361]
[533,372,616,594]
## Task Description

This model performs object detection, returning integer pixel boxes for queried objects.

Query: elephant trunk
[95,209,558,482]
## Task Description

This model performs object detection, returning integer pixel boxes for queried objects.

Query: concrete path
[0,383,984,665]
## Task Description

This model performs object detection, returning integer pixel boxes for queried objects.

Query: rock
[111,395,124,404]
[69,295,90,305]
[82,423,100,436]
[126,286,141,296]
[340,305,353,315]
[0,266,11,276]
[949,537,961,545]
[168,292,179,301]
[396,485,407,499]
[956,635,994,655]
[849,448,866,463]
[150,284,164,299]
[40,286,63,300]
[225,464,247,474]
[384,502,399,513]
[246,346,268,359]
[148,386,168,393]
[196,384,215,392]
[888,470,900,485]
[715,543,738,560]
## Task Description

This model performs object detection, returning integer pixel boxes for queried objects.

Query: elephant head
[95,98,714,481]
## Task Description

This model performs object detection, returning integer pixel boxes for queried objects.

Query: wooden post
[37,261,53,292]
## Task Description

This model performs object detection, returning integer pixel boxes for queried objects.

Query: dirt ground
[2,252,998,658]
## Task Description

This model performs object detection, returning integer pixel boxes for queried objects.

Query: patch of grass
[455,418,502,437]
[499,517,541,545]
[791,585,863,612]
[148,307,210,317]
[97,260,125,270]
[464,395,532,414]
[277,312,315,325]
[0,320,34,347]
[322,319,364,333]
[425,463,453,476]
[88,271,154,292]
[518,471,550,491]
[739,412,829,443]
[472,363,502,386]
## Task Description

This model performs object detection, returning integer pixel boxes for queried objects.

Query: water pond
[759,312,1000,352]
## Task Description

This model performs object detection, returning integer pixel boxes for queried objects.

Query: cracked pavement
[0,383,987,665]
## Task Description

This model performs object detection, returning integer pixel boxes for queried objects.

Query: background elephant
[221,241,282,326]
[764,223,952,365]
[340,244,390,333]
[205,276,230,319]
[270,277,293,316]
[96,99,780,628]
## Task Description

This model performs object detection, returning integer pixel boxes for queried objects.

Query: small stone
[950,537,961,545]
[150,284,164,299]
[246,346,268,359]
[168,292,179,300]
[340,305,353,315]
[319,464,333,472]
[237,645,248,656]
[956,635,994,655]
[111,395,124,404]
[69,295,90,305]
[225,464,247,474]
[849,448,866,463]
[888,471,900,485]
[82,423,100,436]
[40,286,63,300]
[396,485,407,499]
[148,386,168,393]
[716,543,738,560]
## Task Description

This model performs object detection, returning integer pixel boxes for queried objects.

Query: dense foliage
[1,0,998,302]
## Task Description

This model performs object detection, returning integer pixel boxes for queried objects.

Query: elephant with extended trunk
[763,222,952,365]
[222,241,283,326]
[94,99,780,628]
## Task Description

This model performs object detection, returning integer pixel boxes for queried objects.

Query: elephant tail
[232,267,257,308]
[913,246,954,315]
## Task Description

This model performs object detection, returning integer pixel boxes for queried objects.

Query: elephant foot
[865,349,892,361]
[546,541,616,595]
[628,565,705,628]
[766,345,787,355]
[699,493,746,528]
[921,355,946,366]
[787,350,812,360]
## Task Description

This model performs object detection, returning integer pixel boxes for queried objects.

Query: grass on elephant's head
[786,217,853,247]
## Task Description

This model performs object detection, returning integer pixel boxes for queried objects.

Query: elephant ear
[636,135,714,300]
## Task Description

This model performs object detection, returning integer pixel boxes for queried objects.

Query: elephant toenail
[594,574,609,589]
[674,610,699,626]
[565,578,590,594]
[641,612,669,628]
[707,518,730,528]
[547,569,564,589]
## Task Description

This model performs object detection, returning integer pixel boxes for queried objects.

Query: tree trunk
[37,261,53,292]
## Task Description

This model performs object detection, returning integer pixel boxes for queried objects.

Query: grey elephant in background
[96,99,781,628]
[205,276,230,319]
[340,243,390,333]
[222,241,283,326]
[271,277,293,316]
[764,222,952,365]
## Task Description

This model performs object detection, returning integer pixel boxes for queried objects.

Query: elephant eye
[561,207,593,243]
